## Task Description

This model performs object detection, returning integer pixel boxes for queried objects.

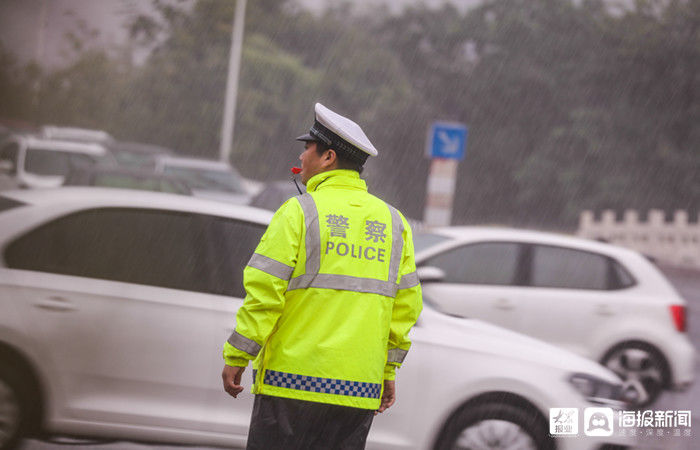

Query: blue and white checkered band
[264,370,382,399]
[310,121,370,165]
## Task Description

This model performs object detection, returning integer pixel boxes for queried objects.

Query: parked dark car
[106,141,174,169]
[64,166,191,195]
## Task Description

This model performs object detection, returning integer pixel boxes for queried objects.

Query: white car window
[611,259,636,289]
[424,242,521,285]
[5,208,206,292]
[531,245,608,290]
[200,217,266,298]
[5,208,266,297]
[0,195,25,212]
[0,142,19,175]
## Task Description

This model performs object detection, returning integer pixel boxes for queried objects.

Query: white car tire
[434,400,554,450]
[601,341,670,408]
[0,364,27,450]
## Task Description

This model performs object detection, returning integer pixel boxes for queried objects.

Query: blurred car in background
[155,156,252,204]
[106,141,174,169]
[248,179,302,211]
[0,135,116,190]
[0,188,632,450]
[64,165,191,195]
[414,226,695,407]
[39,126,113,145]
[0,125,11,142]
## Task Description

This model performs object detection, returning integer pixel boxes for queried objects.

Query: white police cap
[296,103,378,163]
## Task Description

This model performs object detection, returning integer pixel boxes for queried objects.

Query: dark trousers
[246,394,375,450]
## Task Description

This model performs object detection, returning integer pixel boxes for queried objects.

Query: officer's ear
[323,148,338,167]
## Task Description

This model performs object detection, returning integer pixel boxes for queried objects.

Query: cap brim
[295,133,318,142]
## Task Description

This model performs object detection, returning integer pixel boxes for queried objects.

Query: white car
[0,135,114,190]
[154,156,254,204]
[0,189,633,450]
[414,226,696,407]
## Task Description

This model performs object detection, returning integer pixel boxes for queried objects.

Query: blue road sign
[427,122,468,160]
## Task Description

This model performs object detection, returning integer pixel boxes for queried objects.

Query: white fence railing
[577,209,700,269]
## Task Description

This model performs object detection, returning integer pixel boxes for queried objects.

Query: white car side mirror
[417,266,445,283]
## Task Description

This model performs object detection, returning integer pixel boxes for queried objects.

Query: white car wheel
[454,419,537,450]
[435,401,553,450]
[602,343,668,408]
[0,370,22,450]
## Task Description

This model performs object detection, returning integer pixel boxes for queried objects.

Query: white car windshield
[163,166,245,193]
[113,151,157,167]
[24,148,99,176]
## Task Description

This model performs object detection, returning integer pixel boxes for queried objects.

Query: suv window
[0,142,19,175]
[531,245,609,290]
[423,242,522,286]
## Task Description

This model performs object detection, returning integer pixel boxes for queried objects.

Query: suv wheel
[435,401,554,450]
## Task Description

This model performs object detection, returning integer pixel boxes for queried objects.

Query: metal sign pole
[424,159,459,227]
[219,0,247,163]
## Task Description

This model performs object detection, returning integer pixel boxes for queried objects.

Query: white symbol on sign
[437,130,460,155]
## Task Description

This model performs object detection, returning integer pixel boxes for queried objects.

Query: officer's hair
[316,142,364,174]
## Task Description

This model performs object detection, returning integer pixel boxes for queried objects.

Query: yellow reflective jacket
[223,169,422,409]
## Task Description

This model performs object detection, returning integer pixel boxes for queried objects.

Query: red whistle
[291,167,302,174]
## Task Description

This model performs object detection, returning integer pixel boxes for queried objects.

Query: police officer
[221,103,423,449]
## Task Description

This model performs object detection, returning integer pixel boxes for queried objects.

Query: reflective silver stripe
[247,253,294,280]
[288,274,315,291]
[227,330,261,357]
[397,271,419,290]
[387,348,408,364]
[297,194,320,287]
[289,273,398,297]
[387,205,404,285]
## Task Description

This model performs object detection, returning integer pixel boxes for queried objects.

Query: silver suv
[0,135,114,190]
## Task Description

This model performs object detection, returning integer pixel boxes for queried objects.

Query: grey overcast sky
[0,0,160,67]
[0,0,484,68]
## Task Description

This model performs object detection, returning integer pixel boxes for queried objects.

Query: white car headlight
[568,373,633,407]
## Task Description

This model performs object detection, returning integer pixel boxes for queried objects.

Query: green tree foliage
[377,0,699,227]
[37,50,130,130]
[0,43,39,123]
